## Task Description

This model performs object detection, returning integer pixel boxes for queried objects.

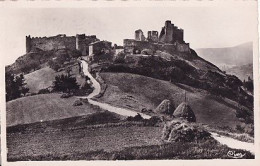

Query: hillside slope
[195,42,253,67]
[224,63,253,81]
[98,72,250,129]
[6,93,99,126]
[24,64,84,93]
[99,49,252,110]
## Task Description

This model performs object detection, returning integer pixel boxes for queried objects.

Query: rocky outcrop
[154,99,175,115]
[162,120,211,142]
[173,102,196,122]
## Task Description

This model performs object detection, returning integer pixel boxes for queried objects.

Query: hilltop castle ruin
[25,20,190,58]
[26,34,99,56]
[124,20,190,54]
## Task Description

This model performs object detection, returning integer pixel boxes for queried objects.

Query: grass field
[98,72,245,129]
[7,117,254,161]
[6,93,101,126]
[7,121,162,161]
[24,64,84,93]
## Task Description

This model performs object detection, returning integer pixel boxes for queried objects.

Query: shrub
[114,52,126,64]
[53,74,80,93]
[236,124,244,132]
[73,100,83,106]
[126,113,144,121]
[38,88,50,94]
[144,116,162,126]
[60,93,73,98]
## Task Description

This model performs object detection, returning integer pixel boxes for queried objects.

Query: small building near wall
[89,41,112,56]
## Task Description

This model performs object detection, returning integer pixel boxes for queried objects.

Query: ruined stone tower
[147,31,159,42]
[124,20,190,54]
[26,35,32,53]
[76,34,87,55]
[135,29,145,41]
[159,20,184,44]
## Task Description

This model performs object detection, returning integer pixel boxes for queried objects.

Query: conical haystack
[173,102,196,122]
[154,99,175,115]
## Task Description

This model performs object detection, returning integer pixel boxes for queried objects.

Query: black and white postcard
[0,1,259,166]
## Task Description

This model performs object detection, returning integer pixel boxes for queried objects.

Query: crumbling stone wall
[123,39,182,54]
[26,34,99,54]
[26,34,76,53]
[124,39,157,54]
[147,31,159,42]
[89,41,112,56]
[176,43,190,53]
[76,34,99,56]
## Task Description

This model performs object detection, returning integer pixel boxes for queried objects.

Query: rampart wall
[123,39,190,54]
[26,34,99,54]
[26,35,76,53]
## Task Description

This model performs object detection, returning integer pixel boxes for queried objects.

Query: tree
[53,74,79,93]
[6,72,29,101]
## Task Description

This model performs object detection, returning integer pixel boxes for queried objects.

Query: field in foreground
[6,93,100,126]
[98,72,248,129]
[7,115,254,161]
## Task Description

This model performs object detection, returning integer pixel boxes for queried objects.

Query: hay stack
[154,99,175,115]
[173,102,196,122]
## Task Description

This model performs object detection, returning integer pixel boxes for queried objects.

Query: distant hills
[195,42,253,81]
[225,63,253,81]
[195,42,253,67]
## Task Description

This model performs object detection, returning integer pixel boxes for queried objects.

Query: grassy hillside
[98,72,249,129]
[24,67,56,93]
[6,93,101,126]
[195,42,253,67]
[24,64,84,93]
[100,50,253,109]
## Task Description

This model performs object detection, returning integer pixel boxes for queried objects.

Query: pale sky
[0,2,258,65]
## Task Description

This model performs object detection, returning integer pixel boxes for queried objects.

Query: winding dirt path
[80,60,151,119]
[80,60,254,154]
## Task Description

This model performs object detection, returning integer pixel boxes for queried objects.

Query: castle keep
[26,34,99,55]
[124,20,190,54]
[159,20,184,44]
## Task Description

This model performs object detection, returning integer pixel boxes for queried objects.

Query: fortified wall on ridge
[26,34,99,56]
[124,20,190,54]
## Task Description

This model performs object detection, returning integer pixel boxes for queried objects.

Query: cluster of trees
[6,72,29,101]
[53,74,79,93]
